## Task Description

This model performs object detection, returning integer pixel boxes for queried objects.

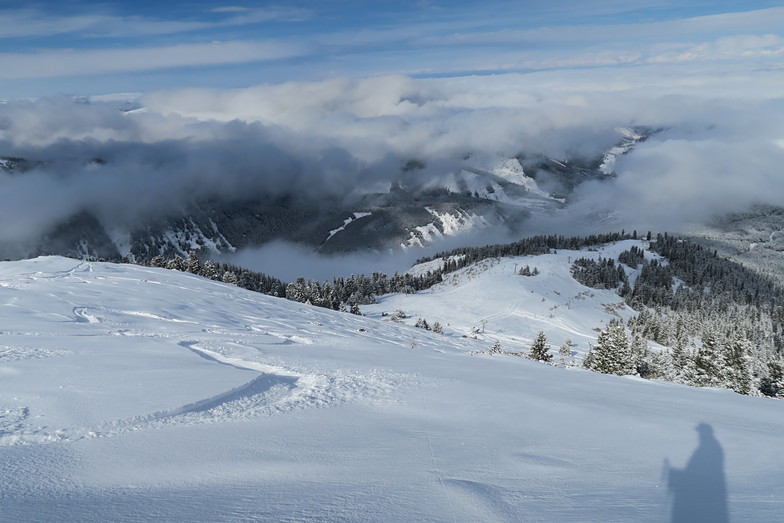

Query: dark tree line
[418,232,633,276]
[140,251,441,312]
[149,252,287,297]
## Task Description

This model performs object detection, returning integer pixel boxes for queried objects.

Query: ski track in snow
[0,347,410,447]
[0,324,412,445]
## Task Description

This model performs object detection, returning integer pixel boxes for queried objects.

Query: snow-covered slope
[1,255,783,521]
[374,240,652,354]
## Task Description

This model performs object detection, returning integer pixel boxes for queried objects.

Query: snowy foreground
[1,249,783,522]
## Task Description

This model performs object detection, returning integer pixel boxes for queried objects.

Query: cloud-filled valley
[2,64,784,271]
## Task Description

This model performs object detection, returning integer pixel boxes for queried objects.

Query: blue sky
[1,1,784,98]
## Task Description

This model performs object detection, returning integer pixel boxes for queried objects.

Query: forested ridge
[576,234,784,397]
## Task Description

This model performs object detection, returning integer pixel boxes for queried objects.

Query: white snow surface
[325,212,372,243]
[1,249,783,522]
[402,208,489,248]
[599,127,645,174]
[491,158,552,200]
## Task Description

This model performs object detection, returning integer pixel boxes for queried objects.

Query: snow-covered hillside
[1,255,783,521]
[370,240,654,356]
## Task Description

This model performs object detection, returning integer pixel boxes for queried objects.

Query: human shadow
[665,423,729,523]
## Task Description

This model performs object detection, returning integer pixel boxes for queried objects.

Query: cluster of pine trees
[284,271,441,309]
[583,317,777,396]
[573,235,784,397]
[570,257,629,291]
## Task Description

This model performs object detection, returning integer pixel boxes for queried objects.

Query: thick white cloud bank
[2,63,784,246]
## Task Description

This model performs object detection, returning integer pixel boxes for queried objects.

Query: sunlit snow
[1,252,782,521]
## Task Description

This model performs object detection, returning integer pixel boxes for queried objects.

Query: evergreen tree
[694,330,722,387]
[528,331,552,362]
[489,340,502,354]
[630,335,652,378]
[286,277,308,302]
[415,318,430,330]
[760,360,783,397]
[201,260,219,280]
[185,250,201,274]
[669,343,692,382]
[166,255,186,272]
[723,335,752,395]
[559,339,573,357]
[584,319,633,375]
[558,339,574,367]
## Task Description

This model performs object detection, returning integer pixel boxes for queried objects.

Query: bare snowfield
[1,249,783,521]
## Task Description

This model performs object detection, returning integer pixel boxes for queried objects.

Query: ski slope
[1,253,783,522]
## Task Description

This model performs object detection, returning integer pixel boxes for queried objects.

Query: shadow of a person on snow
[666,423,729,523]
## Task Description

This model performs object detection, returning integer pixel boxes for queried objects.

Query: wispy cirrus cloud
[0,5,313,40]
[0,40,312,80]
[209,6,314,24]
[416,7,784,47]
[2,2,784,98]
[0,8,203,39]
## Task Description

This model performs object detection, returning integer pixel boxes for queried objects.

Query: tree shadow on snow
[665,423,729,523]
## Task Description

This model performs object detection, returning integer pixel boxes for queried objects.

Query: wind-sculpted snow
[0,257,420,448]
[1,254,783,521]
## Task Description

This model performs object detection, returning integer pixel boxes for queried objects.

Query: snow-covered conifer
[694,330,722,387]
[415,318,430,330]
[584,319,633,375]
[722,335,752,395]
[529,331,552,362]
[186,251,201,274]
[559,339,573,357]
